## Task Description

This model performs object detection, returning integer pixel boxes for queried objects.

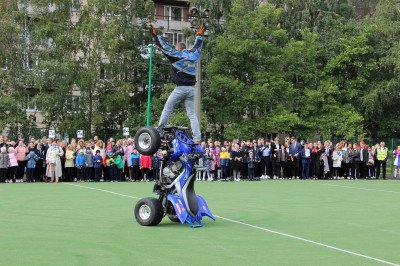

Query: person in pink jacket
[15,141,29,181]
[8,147,18,182]
[215,148,221,180]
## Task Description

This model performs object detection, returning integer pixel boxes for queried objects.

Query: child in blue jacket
[93,150,103,182]
[151,153,160,181]
[301,143,311,179]
[129,148,140,182]
[25,151,38,182]
[76,150,85,182]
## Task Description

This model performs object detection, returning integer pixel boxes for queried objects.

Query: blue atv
[134,126,215,228]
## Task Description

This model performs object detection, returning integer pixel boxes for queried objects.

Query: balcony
[17,2,57,16]
[137,15,191,31]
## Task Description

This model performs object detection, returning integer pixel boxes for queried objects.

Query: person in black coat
[279,144,289,178]
[314,143,323,178]
[241,141,251,179]
[230,144,243,181]
[271,138,281,179]
[151,153,160,181]
[252,141,261,178]
[14,135,28,148]
[359,142,369,179]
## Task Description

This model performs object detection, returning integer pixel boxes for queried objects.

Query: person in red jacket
[140,154,151,182]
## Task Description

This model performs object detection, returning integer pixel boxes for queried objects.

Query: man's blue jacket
[153,34,203,86]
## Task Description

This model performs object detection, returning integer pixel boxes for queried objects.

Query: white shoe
[236,178,240,181]
[202,177,205,181]
[141,179,144,182]
[146,179,149,182]
[100,179,104,182]
[347,177,350,180]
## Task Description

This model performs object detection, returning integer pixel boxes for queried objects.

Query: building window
[163,32,185,46]
[265,133,277,140]
[25,94,41,111]
[71,96,79,109]
[65,96,79,113]
[72,0,80,11]
[27,54,38,70]
[164,6,182,21]
[100,63,112,80]
[0,57,7,70]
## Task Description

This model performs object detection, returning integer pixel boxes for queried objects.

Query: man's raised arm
[189,26,204,53]
[150,25,176,58]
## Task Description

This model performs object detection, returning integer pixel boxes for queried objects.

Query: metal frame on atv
[134,126,215,228]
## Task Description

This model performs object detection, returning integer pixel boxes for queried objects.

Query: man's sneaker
[155,127,164,138]
[141,179,144,182]
[100,179,104,182]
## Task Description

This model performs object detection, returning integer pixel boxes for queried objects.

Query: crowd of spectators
[196,137,392,181]
[0,135,161,183]
[0,134,393,183]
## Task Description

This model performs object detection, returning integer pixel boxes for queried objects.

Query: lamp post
[146,44,154,126]
[189,7,211,133]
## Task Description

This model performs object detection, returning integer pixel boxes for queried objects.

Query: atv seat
[164,125,190,131]
[181,174,199,217]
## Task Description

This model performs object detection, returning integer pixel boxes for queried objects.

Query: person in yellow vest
[376,141,389,180]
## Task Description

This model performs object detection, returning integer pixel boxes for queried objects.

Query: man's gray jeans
[158,85,201,141]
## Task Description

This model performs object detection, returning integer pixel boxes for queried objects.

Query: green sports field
[1,180,400,266]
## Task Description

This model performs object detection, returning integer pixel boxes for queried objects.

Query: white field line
[63,183,141,199]
[63,182,400,266]
[320,184,400,194]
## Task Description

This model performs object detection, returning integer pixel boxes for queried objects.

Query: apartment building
[6,0,191,136]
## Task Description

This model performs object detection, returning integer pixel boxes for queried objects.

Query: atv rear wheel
[135,197,164,226]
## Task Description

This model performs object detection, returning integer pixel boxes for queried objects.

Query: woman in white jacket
[46,140,64,182]
[332,145,343,179]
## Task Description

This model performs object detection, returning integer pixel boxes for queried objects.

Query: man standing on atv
[150,25,204,144]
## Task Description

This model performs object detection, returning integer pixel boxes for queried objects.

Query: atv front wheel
[134,126,161,155]
[167,215,181,223]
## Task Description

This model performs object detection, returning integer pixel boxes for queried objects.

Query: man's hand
[196,26,204,36]
[150,25,157,36]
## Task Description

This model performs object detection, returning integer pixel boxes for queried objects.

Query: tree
[204,3,299,139]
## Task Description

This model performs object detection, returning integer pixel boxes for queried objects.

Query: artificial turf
[1,180,400,266]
